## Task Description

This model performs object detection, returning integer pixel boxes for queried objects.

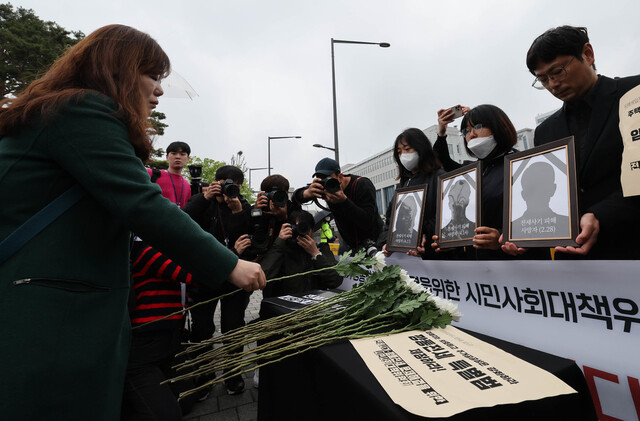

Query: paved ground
[182,290,262,421]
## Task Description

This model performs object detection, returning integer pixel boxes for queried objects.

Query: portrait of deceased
[386,185,427,252]
[435,164,480,248]
[504,137,579,247]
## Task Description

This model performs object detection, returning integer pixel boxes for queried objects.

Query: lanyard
[168,172,184,207]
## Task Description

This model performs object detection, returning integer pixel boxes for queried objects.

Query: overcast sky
[12,0,640,190]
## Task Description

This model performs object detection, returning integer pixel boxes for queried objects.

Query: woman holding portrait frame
[432,104,543,259]
[379,128,444,258]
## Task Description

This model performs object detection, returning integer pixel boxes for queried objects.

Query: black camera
[188,164,209,196]
[286,220,311,246]
[220,179,240,199]
[265,188,288,208]
[246,208,270,255]
[361,239,378,258]
[319,177,341,194]
[291,220,311,239]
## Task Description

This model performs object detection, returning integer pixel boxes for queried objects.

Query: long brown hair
[0,24,170,161]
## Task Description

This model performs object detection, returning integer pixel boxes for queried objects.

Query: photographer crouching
[260,210,342,298]
[248,174,301,254]
[293,158,382,254]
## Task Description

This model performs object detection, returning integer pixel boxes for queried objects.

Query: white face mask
[467,135,497,159]
[399,152,420,171]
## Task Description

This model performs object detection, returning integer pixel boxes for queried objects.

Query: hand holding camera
[279,223,293,240]
[296,234,320,257]
[224,194,243,213]
[302,178,325,201]
[206,182,222,201]
[254,191,269,210]
[234,234,252,256]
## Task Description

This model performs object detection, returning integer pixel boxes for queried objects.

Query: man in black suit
[526,25,640,259]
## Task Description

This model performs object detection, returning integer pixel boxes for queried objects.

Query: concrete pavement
[182,290,262,421]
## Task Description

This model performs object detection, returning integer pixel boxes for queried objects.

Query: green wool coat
[0,92,238,420]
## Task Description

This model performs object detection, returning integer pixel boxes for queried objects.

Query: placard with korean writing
[350,326,576,418]
[619,83,640,197]
[435,163,480,248]
[503,137,579,247]
[386,185,427,253]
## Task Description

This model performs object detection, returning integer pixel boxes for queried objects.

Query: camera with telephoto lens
[245,208,270,257]
[219,179,240,199]
[286,219,312,245]
[319,177,341,194]
[264,187,288,208]
[188,164,209,196]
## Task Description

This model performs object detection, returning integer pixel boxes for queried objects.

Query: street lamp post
[331,38,390,166]
[268,136,301,175]
[313,143,336,152]
[247,167,271,191]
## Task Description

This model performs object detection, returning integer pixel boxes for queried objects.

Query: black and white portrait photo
[504,137,579,247]
[386,186,427,252]
[439,168,477,243]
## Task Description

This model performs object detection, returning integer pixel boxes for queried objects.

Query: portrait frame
[386,185,428,253]
[503,136,579,248]
[435,163,481,248]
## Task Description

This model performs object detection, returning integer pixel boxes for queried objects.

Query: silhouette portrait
[387,186,427,251]
[391,194,419,247]
[511,161,570,239]
[441,178,475,241]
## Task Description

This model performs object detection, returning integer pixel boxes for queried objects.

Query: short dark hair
[215,165,244,184]
[289,210,315,233]
[460,104,517,157]
[261,174,290,192]
[166,141,191,156]
[526,25,595,74]
[393,128,441,181]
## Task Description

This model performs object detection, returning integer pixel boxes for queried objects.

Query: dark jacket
[294,175,383,251]
[379,169,445,259]
[534,74,640,259]
[0,92,238,420]
[260,239,341,298]
[184,192,251,251]
[434,135,518,260]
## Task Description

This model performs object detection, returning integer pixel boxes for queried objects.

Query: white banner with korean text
[339,256,640,421]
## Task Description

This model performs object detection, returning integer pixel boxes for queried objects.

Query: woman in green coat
[0,24,265,420]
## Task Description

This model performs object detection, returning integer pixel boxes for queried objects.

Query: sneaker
[196,386,212,402]
[225,375,245,395]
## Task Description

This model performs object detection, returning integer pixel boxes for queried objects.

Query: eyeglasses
[532,57,574,90]
[461,123,484,138]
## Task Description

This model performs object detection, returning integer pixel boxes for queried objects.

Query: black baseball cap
[313,158,341,178]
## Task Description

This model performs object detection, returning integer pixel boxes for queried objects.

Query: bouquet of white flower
[166,250,461,399]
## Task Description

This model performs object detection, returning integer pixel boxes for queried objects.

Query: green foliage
[149,111,168,136]
[147,159,169,170]
[182,156,253,202]
[0,3,84,97]
[184,156,226,184]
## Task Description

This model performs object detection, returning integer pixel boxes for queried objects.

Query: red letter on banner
[628,376,640,419]
[583,366,622,421]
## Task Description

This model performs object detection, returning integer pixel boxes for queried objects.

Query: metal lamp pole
[248,167,271,191]
[267,136,301,175]
[331,38,390,166]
